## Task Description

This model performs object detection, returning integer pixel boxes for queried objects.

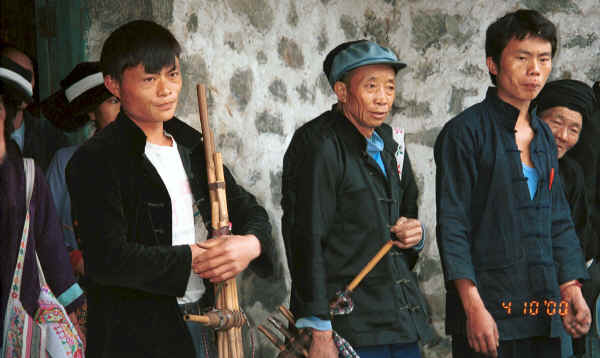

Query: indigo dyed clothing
[46,145,79,251]
[355,341,420,358]
[434,87,588,340]
[452,334,561,358]
[282,107,435,348]
[559,156,599,261]
[0,140,83,340]
[559,156,600,357]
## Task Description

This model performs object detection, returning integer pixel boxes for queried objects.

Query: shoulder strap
[8,158,37,294]
[22,158,50,286]
[23,158,35,210]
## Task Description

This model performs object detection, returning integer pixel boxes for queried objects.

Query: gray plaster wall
[84,1,600,357]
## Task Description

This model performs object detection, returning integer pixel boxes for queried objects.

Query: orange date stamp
[501,300,569,316]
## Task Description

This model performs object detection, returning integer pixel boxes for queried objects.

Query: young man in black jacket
[435,9,590,358]
[66,20,273,358]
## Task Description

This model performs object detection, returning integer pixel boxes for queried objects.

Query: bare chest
[514,126,535,167]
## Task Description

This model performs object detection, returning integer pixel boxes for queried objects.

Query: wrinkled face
[540,106,582,159]
[487,36,552,109]
[94,96,120,130]
[334,64,396,137]
[104,58,182,126]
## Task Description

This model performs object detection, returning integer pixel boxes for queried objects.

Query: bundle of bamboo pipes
[258,306,312,357]
[196,84,244,358]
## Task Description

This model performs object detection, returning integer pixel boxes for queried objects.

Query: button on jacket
[66,112,273,358]
[282,108,435,347]
[435,87,588,340]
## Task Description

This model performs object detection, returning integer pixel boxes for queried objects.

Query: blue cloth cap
[326,41,406,88]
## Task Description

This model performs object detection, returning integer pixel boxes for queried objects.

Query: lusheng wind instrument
[184,84,245,358]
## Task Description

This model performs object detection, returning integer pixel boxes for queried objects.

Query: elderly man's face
[335,64,396,138]
[540,106,582,158]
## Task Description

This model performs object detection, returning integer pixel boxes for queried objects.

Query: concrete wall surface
[85,0,600,356]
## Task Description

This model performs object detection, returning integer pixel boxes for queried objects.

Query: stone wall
[84,0,600,356]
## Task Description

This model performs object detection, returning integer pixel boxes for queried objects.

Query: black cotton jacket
[435,87,588,340]
[560,156,599,261]
[282,108,435,347]
[66,112,273,358]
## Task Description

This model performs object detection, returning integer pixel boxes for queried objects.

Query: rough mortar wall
[85,0,600,357]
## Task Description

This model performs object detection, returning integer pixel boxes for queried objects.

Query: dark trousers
[452,335,561,358]
[179,300,218,358]
[355,342,421,357]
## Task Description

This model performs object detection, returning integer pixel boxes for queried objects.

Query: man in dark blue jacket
[435,9,590,358]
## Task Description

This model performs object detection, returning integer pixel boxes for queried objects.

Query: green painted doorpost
[35,0,91,144]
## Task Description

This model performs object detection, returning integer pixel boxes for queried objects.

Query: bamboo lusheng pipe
[184,310,246,330]
[278,306,296,325]
[346,240,394,292]
[196,84,244,358]
[268,317,309,357]
[257,325,286,352]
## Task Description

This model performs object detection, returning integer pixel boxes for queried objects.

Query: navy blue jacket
[434,88,588,340]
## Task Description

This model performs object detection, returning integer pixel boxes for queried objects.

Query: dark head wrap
[40,61,112,131]
[0,56,33,104]
[534,79,597,124]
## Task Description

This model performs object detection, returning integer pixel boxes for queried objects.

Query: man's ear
[104,75,121,99]
[486,57,498,76]
[333,81,348,103]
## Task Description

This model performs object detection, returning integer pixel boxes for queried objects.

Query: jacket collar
[114,111,203,155]
[484,86,544,132]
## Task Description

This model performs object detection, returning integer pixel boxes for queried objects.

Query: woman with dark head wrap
[42,61,120,278]
[535,78,600,358]
[535,79,598,257]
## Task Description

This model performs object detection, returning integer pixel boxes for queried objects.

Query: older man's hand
[308,330,338,358]
[390,217,422,249]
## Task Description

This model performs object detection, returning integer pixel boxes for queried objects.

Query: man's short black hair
[101,20,181,82]
[485,9,557,85]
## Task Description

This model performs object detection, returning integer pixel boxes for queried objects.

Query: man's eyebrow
[515,49,552,57]
[168,64,178,72]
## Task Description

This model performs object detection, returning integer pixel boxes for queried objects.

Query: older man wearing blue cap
[281,40,436,358]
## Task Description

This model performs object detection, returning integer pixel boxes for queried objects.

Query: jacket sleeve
[32,164,83,312]
[282,130,340,319]
[397,153,421,268]
[223,164,274,278]
[550,160,589,284]
[434,123,478,286]
[566,163,599,261]
[66,147,191,297]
